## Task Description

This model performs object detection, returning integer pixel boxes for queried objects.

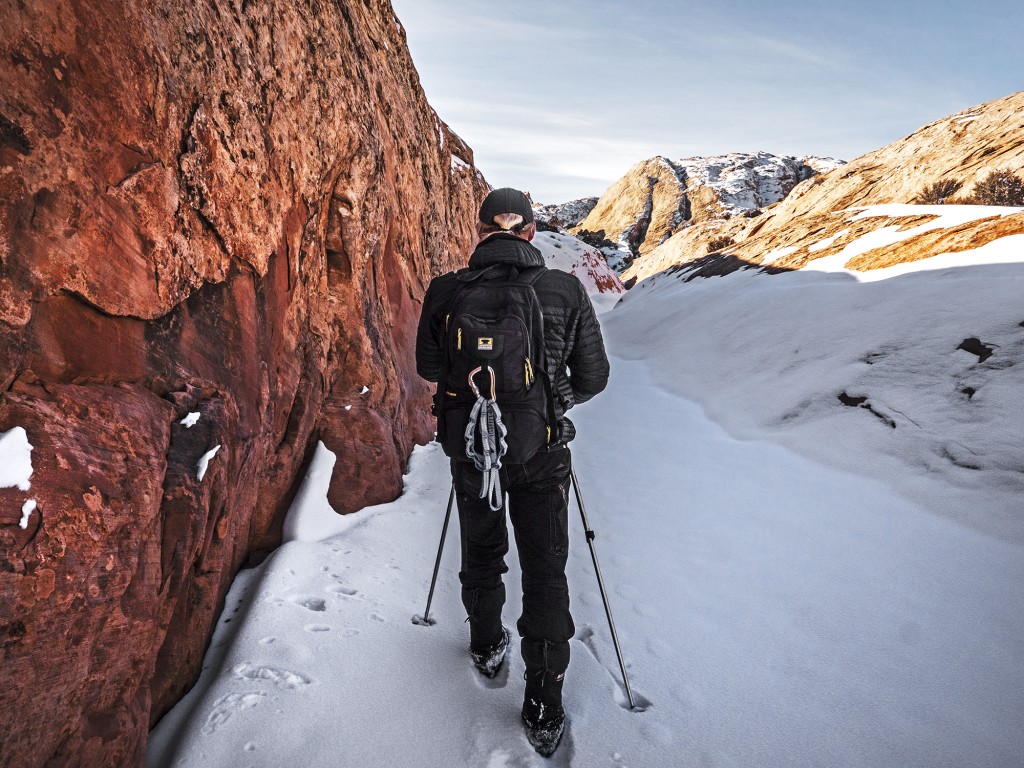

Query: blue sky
[389,0,1023,203]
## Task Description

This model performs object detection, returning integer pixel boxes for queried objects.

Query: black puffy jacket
[416,233,610,427]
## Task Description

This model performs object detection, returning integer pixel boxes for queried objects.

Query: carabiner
[467,365,496,400]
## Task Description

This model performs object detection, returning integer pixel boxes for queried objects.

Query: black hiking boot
[522,668,566,757]
[470,627,510,678]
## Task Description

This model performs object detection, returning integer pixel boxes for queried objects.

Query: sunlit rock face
[622,91,1024,284]
[574,152,840,270]
[0,1,486,764]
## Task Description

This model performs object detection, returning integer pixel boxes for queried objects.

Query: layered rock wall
[0,1,486,765]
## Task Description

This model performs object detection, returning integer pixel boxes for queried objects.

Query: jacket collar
[467,233,545,271]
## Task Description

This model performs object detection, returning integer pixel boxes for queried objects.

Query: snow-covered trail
[148,358,1024,768]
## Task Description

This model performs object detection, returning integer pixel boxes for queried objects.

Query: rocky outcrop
[573,157,686,268]
[531,231,625,297]
[574,153,839,269]
[533,196,599,229]
[0,1,486,766]
[623,91,1024,284]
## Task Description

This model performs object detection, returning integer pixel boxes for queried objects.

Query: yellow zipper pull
[457,328,462,350]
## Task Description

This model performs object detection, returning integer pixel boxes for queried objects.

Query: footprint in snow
[201,692,265,735]
[328,585,358,597]
[291,596,327,612]
[305,624,331,633]
[232,663,311,689]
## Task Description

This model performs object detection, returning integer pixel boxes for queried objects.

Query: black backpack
[433,264,556,465]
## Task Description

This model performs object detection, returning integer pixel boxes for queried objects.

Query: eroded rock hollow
[0,1,486,764]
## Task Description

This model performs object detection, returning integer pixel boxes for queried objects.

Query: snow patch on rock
[673,151,836,215]
[531,231,625,307]
[19,499,37,529]
[807,204,1024,274]
[0,426,34,491]
[197,445,221,482]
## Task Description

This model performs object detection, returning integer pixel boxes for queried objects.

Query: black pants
[452,446,574,675]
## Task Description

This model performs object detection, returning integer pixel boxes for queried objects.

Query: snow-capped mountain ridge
[670,151,843,215]
[533,197,599,228]
[571,151,844,270]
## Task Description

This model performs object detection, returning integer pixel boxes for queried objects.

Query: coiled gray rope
[465,366,508,511]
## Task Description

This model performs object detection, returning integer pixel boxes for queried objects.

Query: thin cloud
[392,0,1024,201]
[740,34,848,70]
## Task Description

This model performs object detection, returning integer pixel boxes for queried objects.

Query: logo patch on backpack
[477,337,494,351]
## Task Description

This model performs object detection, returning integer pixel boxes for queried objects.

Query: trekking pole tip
[411,614,437,627]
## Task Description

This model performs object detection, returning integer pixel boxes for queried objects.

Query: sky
[389,0,1024,203]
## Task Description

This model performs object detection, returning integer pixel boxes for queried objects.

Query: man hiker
[415,187,610,756]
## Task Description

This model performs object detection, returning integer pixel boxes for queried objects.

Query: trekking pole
[412,483,455,627]
[570,467,637,710]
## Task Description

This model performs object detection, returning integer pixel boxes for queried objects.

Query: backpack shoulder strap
[517,265,547,286]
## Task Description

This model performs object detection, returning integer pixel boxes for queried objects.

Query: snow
[359,386,370,395]
[807,228,850,252]
[181,412,201,428]
[759,245,797,265]
[19,499,37,529]
[451,155,471,173]
[669,152,839,216]
[280,442,364,544]
[149,236,1023,766]
[807,204,1023,274]
[621,234,1024,543]
[799,155,846,174]
[531,230,625,305]
[197,445,221,483]
[0,426,34,491]
[436,119,445,150]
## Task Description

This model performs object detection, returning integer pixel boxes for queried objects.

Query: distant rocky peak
[533,196,600,229]
[572,151,844,271]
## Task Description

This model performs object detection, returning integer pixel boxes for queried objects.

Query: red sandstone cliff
[0,1,486,765]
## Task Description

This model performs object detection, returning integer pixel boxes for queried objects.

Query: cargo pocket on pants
[548,481,570,556]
